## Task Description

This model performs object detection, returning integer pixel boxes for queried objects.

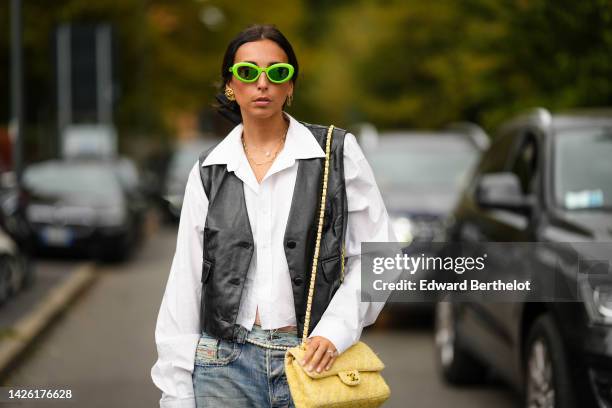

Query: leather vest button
[229,277,240,286]
[238,241,251,248]
[286,240,296,249]
[293,276,303,285]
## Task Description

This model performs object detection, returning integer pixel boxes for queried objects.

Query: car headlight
[391,216,414,244]
[593,285,612,318]
[581,282,612,324]
[98,206,127,226]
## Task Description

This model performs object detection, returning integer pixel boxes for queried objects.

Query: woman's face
[229,39,294,121]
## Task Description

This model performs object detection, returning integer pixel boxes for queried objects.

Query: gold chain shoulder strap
[244,125,335,351]
[301,124,334,346]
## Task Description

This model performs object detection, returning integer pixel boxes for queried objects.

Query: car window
[476,130,514,176]
[366,140,479,191]
[23,163,122,196]
[509,134,538,195]
[115,159,140,191]
[167,142,216,186]
[554,126,612,210]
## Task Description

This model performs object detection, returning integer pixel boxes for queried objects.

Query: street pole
[10,0,23,185]
[96,24,113,125]
[57,24,71,157]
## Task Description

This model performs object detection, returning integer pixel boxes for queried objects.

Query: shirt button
[286,240,296,249]
[293,276,303,285]
[229,277,240,286]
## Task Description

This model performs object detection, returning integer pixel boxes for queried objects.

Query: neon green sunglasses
[228,62,294,84]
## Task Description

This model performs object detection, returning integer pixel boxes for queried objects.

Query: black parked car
[361,124,487,245]
[23,160,144,261]
[108,156,149,244]
[0,172,36,303]
[434,108,612,407]
[359,124,487,320]
[159,139,219,221]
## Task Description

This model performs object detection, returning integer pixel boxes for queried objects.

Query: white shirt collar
[202,111,325,171]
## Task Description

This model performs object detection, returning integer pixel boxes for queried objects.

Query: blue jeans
[192,324,301,408]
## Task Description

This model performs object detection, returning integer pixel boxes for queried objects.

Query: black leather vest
[197,122,348,342]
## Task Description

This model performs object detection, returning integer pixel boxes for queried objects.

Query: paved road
[3,222,519,408]
[362,325,519,408]
[3,227,168,407]
[0,260,75,330]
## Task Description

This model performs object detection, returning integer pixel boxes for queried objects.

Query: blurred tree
[1,0,612,149]
[0,5,8,125]
[480,0,612,127]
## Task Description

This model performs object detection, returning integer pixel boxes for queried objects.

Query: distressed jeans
[192,324,301,408]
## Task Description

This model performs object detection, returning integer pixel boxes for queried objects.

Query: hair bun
[214,92,242,125]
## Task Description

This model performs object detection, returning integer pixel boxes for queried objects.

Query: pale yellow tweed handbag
[283,125,391,408]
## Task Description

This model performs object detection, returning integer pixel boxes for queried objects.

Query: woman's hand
[300,336,338,373]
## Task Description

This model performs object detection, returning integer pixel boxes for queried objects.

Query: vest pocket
[201,259,213,284]
[320,255,341,284]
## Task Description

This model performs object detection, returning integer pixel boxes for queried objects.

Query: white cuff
[308,316,361,355]
[160,395,196,408]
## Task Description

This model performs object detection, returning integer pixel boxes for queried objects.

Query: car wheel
[7,256,23,295]
[434,301,488,384]
[98,241,131,263]
[524,315,575,408]
[115,242,132,261]
[20,255,36,289]
[0,260,10,305]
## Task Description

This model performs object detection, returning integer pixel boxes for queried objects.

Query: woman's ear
[285,83,294,106]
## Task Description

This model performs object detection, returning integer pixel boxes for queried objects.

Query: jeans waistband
[234,323,299,346]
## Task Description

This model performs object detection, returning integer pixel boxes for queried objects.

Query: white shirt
[151,112,397,408]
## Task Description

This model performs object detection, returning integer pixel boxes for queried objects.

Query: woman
[151,24,396,408]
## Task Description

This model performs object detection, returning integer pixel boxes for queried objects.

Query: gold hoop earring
[225,86,235,101]
[286,94,293,107]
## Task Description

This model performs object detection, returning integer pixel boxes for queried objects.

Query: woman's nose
[256,71,269,89]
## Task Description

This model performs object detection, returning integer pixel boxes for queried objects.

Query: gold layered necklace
[241,128,288,166]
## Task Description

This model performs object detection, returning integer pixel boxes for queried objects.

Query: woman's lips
[254,97,271,106]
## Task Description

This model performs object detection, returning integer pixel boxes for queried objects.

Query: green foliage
[298,0,612,130]
[2,0,612,141]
